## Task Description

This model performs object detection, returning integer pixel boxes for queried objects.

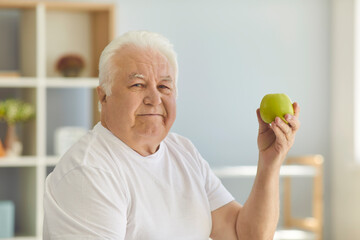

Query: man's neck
[100,120,161,157]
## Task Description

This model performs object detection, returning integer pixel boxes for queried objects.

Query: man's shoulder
[51,127,114,178]
[59,129,98,163]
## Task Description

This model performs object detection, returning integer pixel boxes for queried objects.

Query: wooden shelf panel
[0,1,113,11]
[45,156,59,166]
[0,156,63,167]
[3,236,39,240]
[0,1,37,9]
[0,77,99,88]
[45,77,98,88]
[45,2,114,11]
[0,156,37,167]
[0,78,37,87]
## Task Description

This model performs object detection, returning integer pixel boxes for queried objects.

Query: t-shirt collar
[93,122,164,160]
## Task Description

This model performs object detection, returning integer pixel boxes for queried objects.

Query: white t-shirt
[43,123,234,240]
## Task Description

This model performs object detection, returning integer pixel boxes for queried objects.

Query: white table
[212,165,317,178]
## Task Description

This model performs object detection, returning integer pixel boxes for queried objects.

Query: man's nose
[143,86,162,105]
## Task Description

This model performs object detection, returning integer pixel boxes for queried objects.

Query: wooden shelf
[0,1,37,9]
[45,155,60,166]
[45,77,98,88]
[0,77,99,88]
[0,78,37,87]
[2,237,39,240]
[0,156,37,167]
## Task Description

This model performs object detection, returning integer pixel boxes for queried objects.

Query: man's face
[98,46,176,152]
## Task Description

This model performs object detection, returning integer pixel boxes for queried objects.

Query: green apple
[260,93,294,124]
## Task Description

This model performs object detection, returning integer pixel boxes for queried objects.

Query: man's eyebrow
[128,73,145,79]
[128,73,173,82]
[160,76,173,82]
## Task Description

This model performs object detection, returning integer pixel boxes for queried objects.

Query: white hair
[98,31,178,96]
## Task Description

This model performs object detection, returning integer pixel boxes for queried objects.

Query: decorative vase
[61,67,82,77]
[4,124,23,157]
[0,201,15,238]
[56,54,85,77]
[0,140,5,157]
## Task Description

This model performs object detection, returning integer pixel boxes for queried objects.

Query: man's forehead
[112,50,171,72]
[124,62,173,75]
[115,46,169,64]
[112,46,175,80]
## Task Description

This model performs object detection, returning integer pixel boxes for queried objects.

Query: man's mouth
[137,114,163,117]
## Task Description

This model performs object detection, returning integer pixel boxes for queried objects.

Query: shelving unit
[0,1,115,239]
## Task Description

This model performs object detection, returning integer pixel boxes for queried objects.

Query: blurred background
[0,0,359,239]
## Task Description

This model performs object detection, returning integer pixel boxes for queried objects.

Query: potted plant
[0,99,35,157]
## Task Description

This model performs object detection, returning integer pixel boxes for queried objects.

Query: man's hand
[256,102,300,170]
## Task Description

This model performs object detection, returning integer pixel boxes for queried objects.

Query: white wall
[115,0,331,238]
[117,0,330,166]
[331,0,360,239]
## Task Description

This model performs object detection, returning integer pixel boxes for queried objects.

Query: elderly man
[43,31,300,240]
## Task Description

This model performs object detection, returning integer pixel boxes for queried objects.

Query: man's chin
[135,126,168,139]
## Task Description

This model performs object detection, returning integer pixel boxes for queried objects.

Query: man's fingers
[285,113,300,131]
[270,119,287,144]
[274,117,293,142]
[293,102,300,118]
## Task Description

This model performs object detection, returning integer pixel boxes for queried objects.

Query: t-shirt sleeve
[196,151,235,211]
[43,165,128,240]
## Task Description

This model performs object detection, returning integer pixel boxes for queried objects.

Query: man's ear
[96,86,107,104]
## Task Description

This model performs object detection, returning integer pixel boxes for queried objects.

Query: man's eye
[159,85,170,89]
[131,83,144,88]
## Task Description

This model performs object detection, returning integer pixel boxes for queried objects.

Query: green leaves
[0,99,35,125]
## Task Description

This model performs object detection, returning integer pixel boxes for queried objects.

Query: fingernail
[285,114,293,120]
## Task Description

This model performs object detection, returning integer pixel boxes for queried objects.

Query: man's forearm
[235,162,280,240]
